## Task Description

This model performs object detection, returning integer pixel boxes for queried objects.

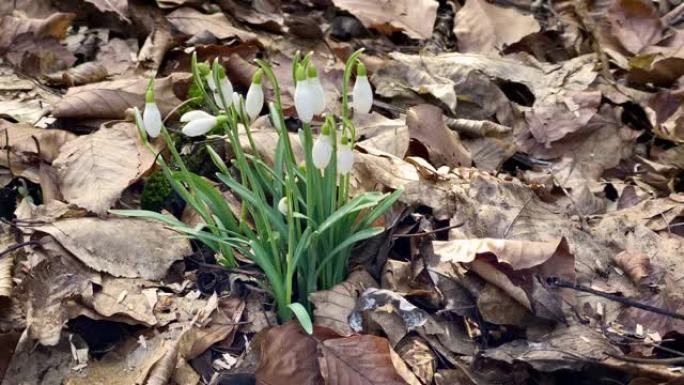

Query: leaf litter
[1,0,684,384]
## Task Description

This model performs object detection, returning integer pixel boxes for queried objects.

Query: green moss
[141,171,173,212]
[178,81,205,116]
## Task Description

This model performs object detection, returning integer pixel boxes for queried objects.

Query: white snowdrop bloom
[312,134,333,170]
[180,110,226,137]
[245,70,264,121]
[142,87,162,138]
[294,66,315,123]
[352,62,373,114]
[337,139,354,174]
[233,92,243,115]
[308,65,326,115]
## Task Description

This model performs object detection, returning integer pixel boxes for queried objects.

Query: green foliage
[112,50,401,323]
[140,171,172,212]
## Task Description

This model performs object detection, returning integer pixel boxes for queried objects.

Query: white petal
[233,92,243,114]
[180,110,213,122]
[143,102,162,138]
[182,117,217,137]
[206,74,217,92]
[352,75,373,114]
[294,80,315,123]
[337,145,354,174]
[219,78,233,108]
[278,197,288,215]
[213,92,228,110]
[311,78,326,115]
[245,83,264,121]
[312,135,332,169]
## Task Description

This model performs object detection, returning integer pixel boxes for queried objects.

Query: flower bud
[142,80,162,138]
[312,134,332,169]
[352,62,373,114]
[181,110,226,137]
[308,65,326,115]
[278,197,288,215]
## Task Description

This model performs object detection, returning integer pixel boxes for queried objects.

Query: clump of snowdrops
[113,50,401,327]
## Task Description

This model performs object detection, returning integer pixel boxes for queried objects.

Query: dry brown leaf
[613,250,653,286]
[309,270,378,337]
[0,12,75,50]
[331,0,438,40]
[2,331,80,385]
[319,335,409,385]
[84,0,130,23]
[167,7,257,41]
[4,33,76,76]
[52,73,188,120]
[395,336,435,384]
[0,225,15,298]
[52,122,157,214]
[453,0,540,56]
[406,104,471,168]
[138,25,174,72]
[34,217,191,280]
[256,321,337,385]
[608,0,662,54]
[45,61,109,87]
[86,276,158,326]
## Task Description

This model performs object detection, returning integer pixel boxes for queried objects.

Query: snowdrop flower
[337,136,354,174]
[142,83,162,138]
[312,123,333,170]
[233,92,243,115]
[180,110,227,137]
[278,197,288,215]
[208,64,233,110]
[308,65,326,116]
[352,62,372,114]
[294,65,315,123]
[268,101,283,131]
[245,70,264,121]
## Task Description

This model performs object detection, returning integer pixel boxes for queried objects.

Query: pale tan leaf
[52,73,188,120]
[331,0,438,39]
[395,336,435,384]
[167,7,256,41]
[34,217,191,280]
[0,12,75,50]
[309,270,378,337]
[84,0,130,23]
[607,0,662,54]
[454,0,540,56]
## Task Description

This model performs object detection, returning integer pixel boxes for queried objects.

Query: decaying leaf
[331,0,438,40]
[395,336,435,384]
[406,104,471,168]
[0,12,74,50]
[607,0,662,54]
[453,0,540,56]
[167,7,257,42]
[34,217,191,279]
[84,0,130,23]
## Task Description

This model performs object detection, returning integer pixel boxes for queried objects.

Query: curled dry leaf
[613,250,653,286]
[331,0,438,40]
[52,73,189,120]
[34,217,191,280]
[607,0,662,55]
[44,62,109,87]
[453,0,540,56]
[309,270,378,337]
[52,122,157,214]
[167,7,257,42]
[0,225,16,298]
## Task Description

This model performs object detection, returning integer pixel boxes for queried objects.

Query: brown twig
[0,241,40,259]
[392,222,464,238]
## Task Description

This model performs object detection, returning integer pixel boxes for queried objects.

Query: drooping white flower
[278,197,288,215]
[352,62,373,114]
[294,65,315,123]
[141,84,162,138]
[233,92,243,115]
[308,65,326,115]
[337,137,354,174]
[312,125,333,170]
[207,62,233,110]
[180,110,226,137]
[245,70,264,121]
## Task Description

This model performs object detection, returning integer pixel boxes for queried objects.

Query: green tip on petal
[252,69,263,85]
[295,65,307,82]
[356,61,367,77]
[145,87,155,103]
[307,64,318,79]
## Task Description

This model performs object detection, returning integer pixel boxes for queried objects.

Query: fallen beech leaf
[309,270,378,337]
[613,250,653,286]
[3,331,80,385]
[0,12,75,50]
[34,217,191,279]
[167,7,257,41]
[52,73,188,120]
[395,336,435,384]
[52,122,157,214]
[320,335,409,385]
[406,104,471,168]
[5,33,76,76]
[453,0,540,56]
[331,0,438,40]
[44,61,109,87]
[607,0,662,54]
[138,25,174,72]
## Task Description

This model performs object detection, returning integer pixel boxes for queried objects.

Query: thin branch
[0,241,40,259]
